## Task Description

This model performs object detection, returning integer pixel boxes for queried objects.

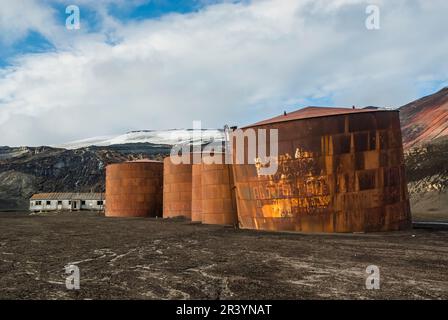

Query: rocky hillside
[400,88,448,219]
[400,87,448,149]
[404,139,448,219]
[1,88,448,215]
[0,144,170,210]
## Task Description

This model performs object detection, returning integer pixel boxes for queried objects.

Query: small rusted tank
[232,107,412,233]
[200,153,238,225]
[163,156,193,219]
[105,160,163,217]
[191,163,202,222]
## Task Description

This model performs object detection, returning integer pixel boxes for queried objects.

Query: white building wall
[30,200,58,212]
[80,199,105,211]
[30,199,105,212]
[61,200,72,210]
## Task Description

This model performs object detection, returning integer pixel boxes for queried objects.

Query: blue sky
[0,31,54,67]
[109,0,212,20]
[0,0,447,146]
[0,0,221,67]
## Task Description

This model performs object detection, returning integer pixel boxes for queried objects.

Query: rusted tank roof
[126,159,162,163]
[246,106,397,127]
[30,193,104,200]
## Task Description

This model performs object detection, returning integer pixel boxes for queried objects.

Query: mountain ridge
[399,87,448,149]
[1,89,448,214]
[57,129,224,150]
[0,143,170,210]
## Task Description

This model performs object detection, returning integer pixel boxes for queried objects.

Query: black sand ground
[0,211,447,299]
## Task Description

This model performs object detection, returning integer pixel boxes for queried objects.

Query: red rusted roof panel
[245,106,397,127]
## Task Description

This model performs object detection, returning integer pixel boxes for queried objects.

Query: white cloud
[0,0,448,146]
[0,0,57,44]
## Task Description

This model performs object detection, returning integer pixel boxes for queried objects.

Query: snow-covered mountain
[57,129,225,149]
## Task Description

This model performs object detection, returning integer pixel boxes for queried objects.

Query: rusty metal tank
[191,163,202,222]
[105,160,163,217]
[163,156,193,219]
[232,107,412,233]
[200,153,238,225]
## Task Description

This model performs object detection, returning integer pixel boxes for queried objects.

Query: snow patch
[56,129,225,149]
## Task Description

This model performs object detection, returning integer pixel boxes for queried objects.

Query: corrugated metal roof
[245,106,397,127]
[30,193,104,200]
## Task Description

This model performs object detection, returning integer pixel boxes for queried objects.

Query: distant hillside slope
[0,144,170,210]
[2,88,448,216]
[400,88,448,220]
[400,87,448,149]
[404,139,448,220]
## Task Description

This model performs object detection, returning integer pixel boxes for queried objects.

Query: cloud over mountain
[1,0,448,146]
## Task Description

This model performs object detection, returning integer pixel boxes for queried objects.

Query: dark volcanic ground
[0,211,447,300]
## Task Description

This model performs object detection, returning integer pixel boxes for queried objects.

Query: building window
[97,200,104,206]
[35,201,42,205]
[81,200,86,205]
[46,200,51,205]
[68,201,72,205]
[58,201,62,205]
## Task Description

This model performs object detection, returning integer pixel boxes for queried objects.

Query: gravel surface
[0,211,447,299]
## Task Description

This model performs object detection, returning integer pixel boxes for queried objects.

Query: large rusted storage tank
[200,153,238,225]
[232,107,411,233]
[105,160,163,217]
[191,164,202,222]
[163,156,193,219]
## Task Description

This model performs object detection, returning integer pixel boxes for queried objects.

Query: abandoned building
[29,193,105,212]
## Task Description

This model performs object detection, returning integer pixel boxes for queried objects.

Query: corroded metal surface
[105,160,163,217]
[233,110,412,233]
[163,156,193,219]
[201,154,238,225]
[248,106,383,127]
[191,164,202,222]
